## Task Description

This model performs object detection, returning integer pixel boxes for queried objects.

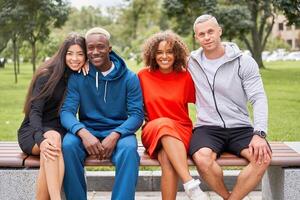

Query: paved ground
[87,191,262,200]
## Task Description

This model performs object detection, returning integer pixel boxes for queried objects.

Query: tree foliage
[216,5,252,42]
[163,0,217,49]
[273,0,300,26]
[1,0,300,80]
[163,0,217,35]
[0,0,29,82]
[112,0,163,62]
[0,0,70,76]
[163,0,300,68]
[63,7,113,33]
[21,0,69,72]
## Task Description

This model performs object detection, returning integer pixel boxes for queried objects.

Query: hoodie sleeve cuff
[71,123,86,135]
[113,128,132,138]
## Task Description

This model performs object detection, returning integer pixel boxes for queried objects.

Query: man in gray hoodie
[188,14,272,200]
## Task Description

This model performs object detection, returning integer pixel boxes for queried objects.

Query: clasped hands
[78,128,120,160]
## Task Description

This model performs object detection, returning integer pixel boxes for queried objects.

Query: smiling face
[155,40,175,73]
[194,18,222,53]
[65,44,86,71]
[86,34,112,70]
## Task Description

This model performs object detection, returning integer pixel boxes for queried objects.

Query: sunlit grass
[0,61,299,141]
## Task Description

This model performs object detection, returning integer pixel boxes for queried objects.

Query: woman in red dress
[138,31,208,200]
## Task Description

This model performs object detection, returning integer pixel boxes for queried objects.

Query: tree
[113,0,162,63]
[273,0,300,26]
[119,0,156,40]
[202,0,277,68]
[0,0,28,83]
[216,5,252,42]
[222,0,300,68]
[163,0,217,49]
[0,30,10,53]
[22,0,69,72]
[62,7,113,33]
[163,0,300,68]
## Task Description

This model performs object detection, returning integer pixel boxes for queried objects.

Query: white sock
[183,179,208,200]
[183,179,200,190]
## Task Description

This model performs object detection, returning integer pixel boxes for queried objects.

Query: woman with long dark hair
[18,33,87,200]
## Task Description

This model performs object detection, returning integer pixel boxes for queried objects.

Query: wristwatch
[254,130,267,139]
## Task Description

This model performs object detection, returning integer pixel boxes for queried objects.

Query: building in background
[272,14,300,50]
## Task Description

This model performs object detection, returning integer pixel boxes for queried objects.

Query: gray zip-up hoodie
[188,42,268,133]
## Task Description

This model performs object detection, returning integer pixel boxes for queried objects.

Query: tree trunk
[192,31,196,50]
[248,1,265,69]
[12,39,18,83]
[31,41,36,73]
[252,48,264,68]
[251,31,265,68]
[17,44,20,74]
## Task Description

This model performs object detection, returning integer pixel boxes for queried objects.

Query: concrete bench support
[262,166,300,200]
[0,169,254,200]
[0,169,38,200]
[1,141,300,200]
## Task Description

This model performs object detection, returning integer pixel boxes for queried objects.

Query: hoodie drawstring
[96,72,99,90]
[104,81,108,103]
[95,72,108,103]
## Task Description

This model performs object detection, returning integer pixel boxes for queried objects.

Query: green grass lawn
[0,61,299,141]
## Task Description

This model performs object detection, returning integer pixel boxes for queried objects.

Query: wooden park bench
[1,141,300,200]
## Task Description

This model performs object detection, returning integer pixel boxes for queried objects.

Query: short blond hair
[193,14,219,33]
[85,27,111,40]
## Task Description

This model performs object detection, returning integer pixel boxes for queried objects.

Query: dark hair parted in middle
[23,33,87,116]
[142,30,189,72]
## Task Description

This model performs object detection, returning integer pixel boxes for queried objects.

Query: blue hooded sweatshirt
[60,51,144,138]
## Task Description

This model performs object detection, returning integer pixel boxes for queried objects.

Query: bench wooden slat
[0,143,26,167]
[0,150,26,154]
[1,141,300,168]
[0,153,27,167]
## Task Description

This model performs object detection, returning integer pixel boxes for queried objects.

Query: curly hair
[142,30,189,72]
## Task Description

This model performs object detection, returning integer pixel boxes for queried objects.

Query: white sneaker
[183,179,209,200]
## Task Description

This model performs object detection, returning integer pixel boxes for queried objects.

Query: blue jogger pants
[62,133,140,200]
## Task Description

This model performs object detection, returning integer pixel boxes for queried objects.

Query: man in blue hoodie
[61,27,144,200]
[188,15,271,199]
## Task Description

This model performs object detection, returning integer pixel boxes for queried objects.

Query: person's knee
[260,158,271,172]
[158,149,174,171]
[192,148,215,172]
[117,136,138,153]
[115,136,139,164]
[62,134,80,154]
[243,148,271,173]
[44,130,62,148]
[250,156,271,174]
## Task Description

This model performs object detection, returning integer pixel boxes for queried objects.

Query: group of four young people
[18,14,271,200]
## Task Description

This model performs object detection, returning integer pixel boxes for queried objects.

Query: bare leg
[160,136,193,183]
[58,152,65,190]
[43,131,64,200]
[229,148,271,200]
[32,145,50,200]
[193,148,230,199]
[158,149,179,200]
